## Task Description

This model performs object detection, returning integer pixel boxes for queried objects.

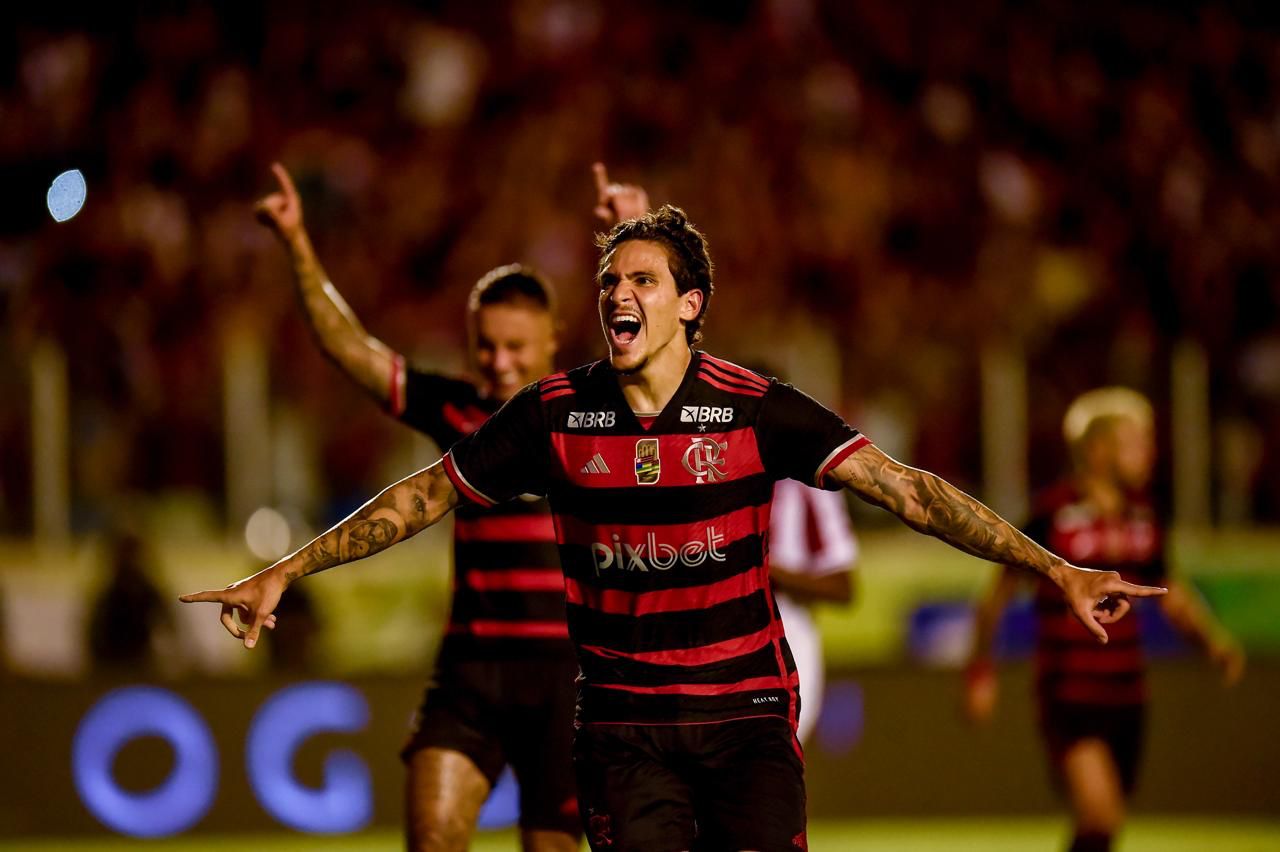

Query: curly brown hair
[595,204,715,345]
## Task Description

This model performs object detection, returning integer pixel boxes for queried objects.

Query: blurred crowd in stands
[3,0,1280,534]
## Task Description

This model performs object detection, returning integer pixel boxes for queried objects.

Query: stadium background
[2,1,1278,849]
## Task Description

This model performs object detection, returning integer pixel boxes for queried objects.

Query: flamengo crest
[682,436,727,483]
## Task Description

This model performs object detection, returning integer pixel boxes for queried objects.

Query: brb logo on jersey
[680,405,734,424]
[591,527,727,575]
[568,411,616,429]
[682,436,728,483]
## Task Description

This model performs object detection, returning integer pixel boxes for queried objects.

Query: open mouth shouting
[608,309,643,350]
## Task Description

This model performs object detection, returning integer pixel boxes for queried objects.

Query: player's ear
[679,288,704,323]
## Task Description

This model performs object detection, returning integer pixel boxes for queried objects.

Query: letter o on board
[72,687,218,837]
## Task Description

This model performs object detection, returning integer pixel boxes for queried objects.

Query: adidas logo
[580,453,611,474]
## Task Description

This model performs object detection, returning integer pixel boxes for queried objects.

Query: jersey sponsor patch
[635,438,661,484]
[568,410,616,428]
[680,405,735,424]
[590,526,728,575]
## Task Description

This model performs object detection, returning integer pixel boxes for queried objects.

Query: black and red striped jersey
[1026,481,1167,707]
[390,364,570,661]
[441,352,869,727]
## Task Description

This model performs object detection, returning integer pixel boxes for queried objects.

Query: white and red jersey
[770,479,859,580]
[769,479,858,742]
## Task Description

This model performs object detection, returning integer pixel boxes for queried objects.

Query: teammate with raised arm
[188,204,1166,851]
[254,162,604,852]
[964,388,1243,852]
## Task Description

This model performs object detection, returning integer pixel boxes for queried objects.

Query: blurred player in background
[964,387,1245,852]
[254,162,616,852]
[188,204,1165,852]
[769,477,857,744]
[87,527,179,677]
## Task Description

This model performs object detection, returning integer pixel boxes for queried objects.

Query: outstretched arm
[181,461,458,649]
[256,162,400,405]
[828,444,1166,643]
[1159,579,1245,685]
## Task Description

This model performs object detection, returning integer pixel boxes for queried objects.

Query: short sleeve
[757,381,870,489]
[395,367,488,446]
[442,383,551,506]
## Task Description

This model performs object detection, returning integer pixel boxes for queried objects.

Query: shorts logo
[587,812,613,847]
[568,411,616,429]
[682,436,727,483]
[680,405,734,424]
[635,438,660,485]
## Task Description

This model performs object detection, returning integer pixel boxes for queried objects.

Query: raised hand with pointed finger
[254,161,305,243]
[593,162,649,226]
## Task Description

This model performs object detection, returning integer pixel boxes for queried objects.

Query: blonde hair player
[965,387,1244,852]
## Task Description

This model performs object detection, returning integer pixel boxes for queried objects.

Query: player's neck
[617,342,692,414]
[1075,472,1126,517]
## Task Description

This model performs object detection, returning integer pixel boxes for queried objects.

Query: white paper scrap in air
[47,169,87,222]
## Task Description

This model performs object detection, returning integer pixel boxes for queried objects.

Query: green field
[10,819,1280,852]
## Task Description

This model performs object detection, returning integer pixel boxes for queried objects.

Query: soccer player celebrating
[254,163,579,852]
[963,388,1245,852]
[187,205,1166,851]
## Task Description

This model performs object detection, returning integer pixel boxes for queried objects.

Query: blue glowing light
[71,687,218,837]
[816,680,865,755]
[477,766,520,829]
[245,681,372,833]
[47,169,87,222]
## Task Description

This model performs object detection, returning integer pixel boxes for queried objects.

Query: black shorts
[573,716,807,852]
[401,654,581,835]
[1039,701,1146,795]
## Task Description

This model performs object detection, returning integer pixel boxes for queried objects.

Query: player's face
[471,302,557,402]
[1107,417,1155,490]
[598,240,702,375]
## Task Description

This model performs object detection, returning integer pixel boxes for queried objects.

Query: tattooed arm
[181,461,457,649]
[828,445,1166,642]
[256,162,399,404]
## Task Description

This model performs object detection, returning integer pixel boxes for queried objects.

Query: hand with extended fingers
[1054,564,1166,644]
[593,162,649,226]
[180,566,289,650]
[254,162,305,243]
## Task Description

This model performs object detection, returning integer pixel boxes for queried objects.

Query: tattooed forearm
[287,231,396,401]
[276,461,458,583]
[343,517,398,558]
[835,446,1065,579]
